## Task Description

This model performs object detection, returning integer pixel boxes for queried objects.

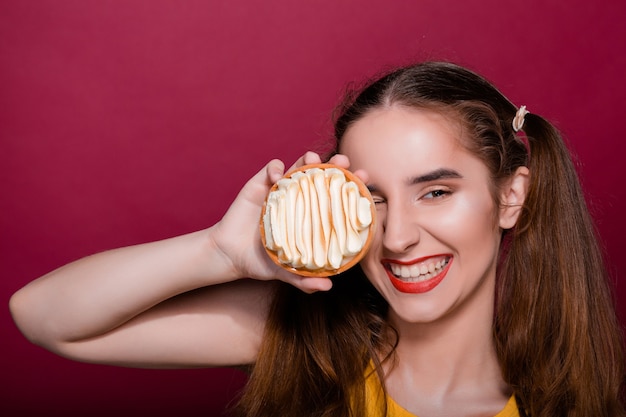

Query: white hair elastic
[512,105,529,132]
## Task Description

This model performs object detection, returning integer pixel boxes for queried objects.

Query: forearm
[9,154,336,366]
[9,227,236,348]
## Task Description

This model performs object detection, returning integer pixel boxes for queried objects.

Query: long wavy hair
[234,62,625,416]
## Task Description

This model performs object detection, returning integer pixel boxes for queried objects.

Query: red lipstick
[384,257,453,294]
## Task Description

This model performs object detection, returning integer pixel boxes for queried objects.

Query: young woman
[10,62,625,417]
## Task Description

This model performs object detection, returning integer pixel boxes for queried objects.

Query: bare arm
[10,229,270,367]
[9,153,341,368]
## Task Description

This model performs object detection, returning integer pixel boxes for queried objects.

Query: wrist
[202,225,241,283]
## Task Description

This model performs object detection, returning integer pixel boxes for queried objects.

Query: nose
[381,200,420,254]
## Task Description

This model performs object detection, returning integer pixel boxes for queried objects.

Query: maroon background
[2,1,625,415]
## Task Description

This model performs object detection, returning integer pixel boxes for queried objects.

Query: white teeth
[389,258,449,282]
[401,267,410,278]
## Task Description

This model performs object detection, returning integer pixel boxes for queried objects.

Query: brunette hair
[234,62,625,417]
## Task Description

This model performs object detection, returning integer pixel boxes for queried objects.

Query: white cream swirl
[263,167,372,271]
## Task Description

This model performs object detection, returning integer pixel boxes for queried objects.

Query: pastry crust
[260,163,375,277]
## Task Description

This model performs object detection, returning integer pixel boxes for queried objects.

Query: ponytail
[495,114,625,416]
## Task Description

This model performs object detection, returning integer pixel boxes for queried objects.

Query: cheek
[359,220,388,287]
[360,255,388,299]
[422,194,500,251]
[362,220,384,267]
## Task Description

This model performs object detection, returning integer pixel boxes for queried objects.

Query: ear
[499,166,530,230]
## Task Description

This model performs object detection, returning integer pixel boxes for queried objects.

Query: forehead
[339,106,468,173]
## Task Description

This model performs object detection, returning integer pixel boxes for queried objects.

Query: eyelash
[422,189,451,199]
[371,188,451,205]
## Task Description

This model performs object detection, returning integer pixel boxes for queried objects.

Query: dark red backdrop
[2,1,625,415]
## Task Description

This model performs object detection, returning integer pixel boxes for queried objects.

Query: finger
[265,159,286,184]
[269,266,333,293]
[291,276,334,293]
[326,153,350,168]
[302,151,323,166]
[286,151,322,174]
[326,154,369,184]
[351,168,369,184]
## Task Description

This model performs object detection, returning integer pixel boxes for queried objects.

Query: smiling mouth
[385,256,451,282]
[382,255,452,294]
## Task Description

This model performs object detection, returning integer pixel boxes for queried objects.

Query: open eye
[422,189,451,200]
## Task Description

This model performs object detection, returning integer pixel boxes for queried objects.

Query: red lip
[382,256,453,294]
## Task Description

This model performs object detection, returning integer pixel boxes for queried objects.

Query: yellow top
[364,364,520,417]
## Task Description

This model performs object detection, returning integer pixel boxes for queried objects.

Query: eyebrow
[366,168,462,193]
[409,168,463,184]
